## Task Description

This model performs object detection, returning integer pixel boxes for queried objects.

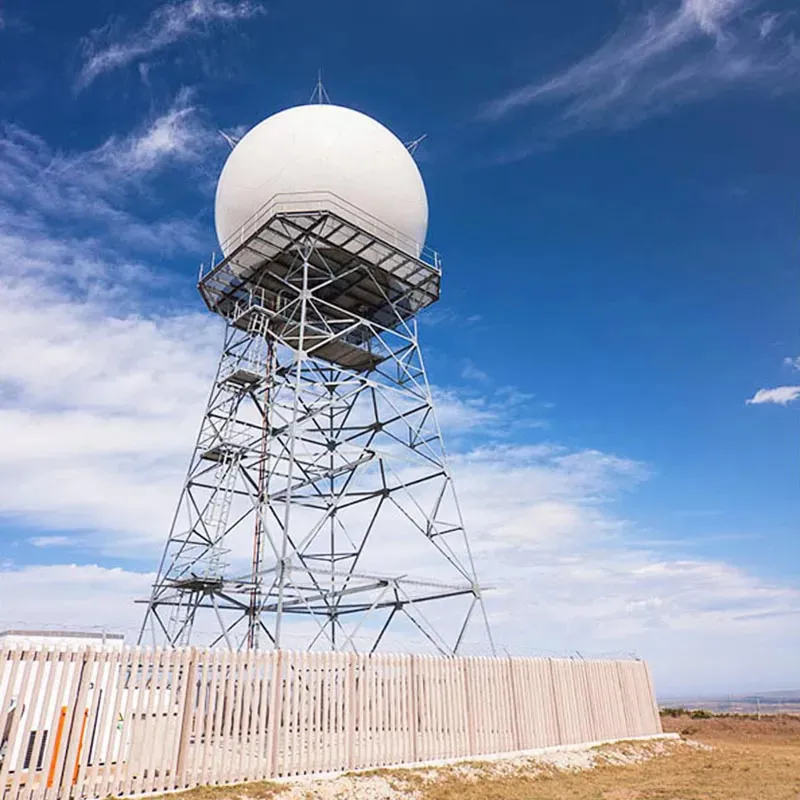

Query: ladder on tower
[203,443,242,578]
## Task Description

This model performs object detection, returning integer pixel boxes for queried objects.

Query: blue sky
[0,0,799,695]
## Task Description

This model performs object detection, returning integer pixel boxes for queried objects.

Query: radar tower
[139,103,494,656]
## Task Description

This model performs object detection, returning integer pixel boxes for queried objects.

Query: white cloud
[460,361,490,383]
[0,110,223,551]
[90,88,210,174]
[28,536,71,548]
[0,91,220,256]
[0,275,794,690]
[783,356,800,371]
[0,107,798,695]
[0,564,152,638]
[746,386,800,406]
[483,0,800,144]
[433,384,546,440]
[3,259,795,690]
[0,258,220,548]
[76,0,266,90]
[448,441,800,692]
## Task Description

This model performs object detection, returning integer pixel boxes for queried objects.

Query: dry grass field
[421,714,800,800]
[150,714,800,800]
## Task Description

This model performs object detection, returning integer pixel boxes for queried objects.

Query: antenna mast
[405,134,427,155]
[310,70,331,104]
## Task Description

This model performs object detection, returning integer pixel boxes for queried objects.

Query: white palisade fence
[0,646,661,800]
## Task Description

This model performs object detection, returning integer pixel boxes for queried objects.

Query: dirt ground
[157,714,800,800]
[407,715,800,800]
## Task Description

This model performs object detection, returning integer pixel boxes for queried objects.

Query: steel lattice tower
[139,193,494,655]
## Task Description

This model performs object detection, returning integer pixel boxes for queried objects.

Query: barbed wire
[0,618,639,660]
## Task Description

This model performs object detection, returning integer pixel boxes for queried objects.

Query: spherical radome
[214,104,429,257]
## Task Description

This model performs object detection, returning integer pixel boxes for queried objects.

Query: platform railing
[207,190,441,277]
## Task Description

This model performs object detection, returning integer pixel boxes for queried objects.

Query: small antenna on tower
[405,134,427,156]
[310,70,331,105]
[219,130,240,150]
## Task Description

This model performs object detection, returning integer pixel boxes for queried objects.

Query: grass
[139,780,285,800]
[419,714,800,800]
[138,714,800,800]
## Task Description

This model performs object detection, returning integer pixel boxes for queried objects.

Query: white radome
[214,104,429,257]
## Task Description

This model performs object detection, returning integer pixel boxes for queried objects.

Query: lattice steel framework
[139,194,494,654]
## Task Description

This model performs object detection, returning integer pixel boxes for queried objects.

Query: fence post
[0,649,37,792]
[615,660,635,738]
[175,648,197,788]
[507,658,523,752]
[643,661,662,734]
[345,653,355,771]
[581,660,600,744]
[548,658,564,745]
[266,650,283,778]
[409,655,419,763]
[462,657,476,757]
[57,648,93,797]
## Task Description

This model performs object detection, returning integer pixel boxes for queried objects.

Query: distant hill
[751,690,800,700]
[660,690,800,714]
[662,690,800,703]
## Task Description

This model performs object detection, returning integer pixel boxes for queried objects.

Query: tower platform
[199,192,441,371]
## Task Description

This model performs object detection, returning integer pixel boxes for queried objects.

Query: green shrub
[660,707,688,717]
[690,709,714,719]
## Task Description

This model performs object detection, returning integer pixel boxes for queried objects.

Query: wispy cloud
[0,104,227,545]
[461,361,490,383]
[0,90,221,254]
[76,0,265,90]
[483,0,800,145]
[746,386,800,406]
[29,536,71,548]
[783,356,800,371]
[89,88,210,174]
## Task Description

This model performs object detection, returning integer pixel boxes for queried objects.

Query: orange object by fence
[71,709,89,785]
[46,707,67,788]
